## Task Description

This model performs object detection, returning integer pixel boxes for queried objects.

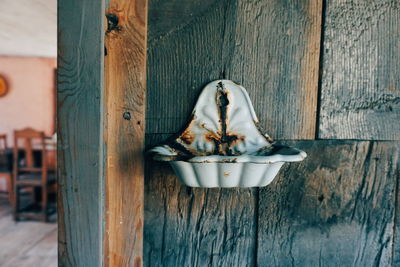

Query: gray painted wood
[319,0,400,140]
[146,0,322,139]
[144,134,258,267]
[258,140,399,266]
[57,0,104,266]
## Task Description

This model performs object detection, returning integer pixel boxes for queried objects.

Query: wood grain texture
[225,0,322,140]
[146,0,225,135]
[58,0,104,266]
[144,134,258,267]
[394,162,400,266]
[146,0,322,139]
[319,0,400,140]
[258,140,399,266]
[104,0,147,266]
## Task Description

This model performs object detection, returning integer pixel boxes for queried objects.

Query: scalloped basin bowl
[149,80,306,188]
[173,162,286,188]
[170,151,305,188]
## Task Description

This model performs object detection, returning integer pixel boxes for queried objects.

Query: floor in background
[0,198,57,266]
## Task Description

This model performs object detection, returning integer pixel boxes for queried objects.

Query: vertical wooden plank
[226,0,323,139]
[104,0,147,266]
[146,0,322,139]
[58,0,105,266]
[394,163,400,266]
[319,0,400,140]
[144,134,258,267]
[146,0,226,135]
[258,141,399,266]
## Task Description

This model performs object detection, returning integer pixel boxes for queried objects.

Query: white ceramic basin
[149,80,306,188]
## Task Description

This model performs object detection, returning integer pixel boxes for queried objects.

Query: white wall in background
[0,0,56,57]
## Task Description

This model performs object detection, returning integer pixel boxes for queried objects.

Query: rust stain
[204,131,220,143]
[254,120,274,142]
[388,84,396,92]
[223,172,230,177]
[134,256,142,267]
[220,158,237,163]
[179,128,194,145]
[229,134,245,145]
[136,219,142,230]
[151,80,275,161]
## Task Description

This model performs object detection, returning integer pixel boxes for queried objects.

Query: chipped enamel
[149,80,306,188]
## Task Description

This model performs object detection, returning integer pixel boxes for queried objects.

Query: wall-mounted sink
[149,80,306,187]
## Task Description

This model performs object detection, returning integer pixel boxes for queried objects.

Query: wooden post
[104,0,148,266]
[58,0,105,266]
[58,0,147,266]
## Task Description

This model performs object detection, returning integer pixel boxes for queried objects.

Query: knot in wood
[123,111,131,120]
[106,13,121,33]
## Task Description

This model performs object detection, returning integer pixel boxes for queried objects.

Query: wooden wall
[145,0,400,266]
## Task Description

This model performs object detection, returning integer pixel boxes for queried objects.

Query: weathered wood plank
[146,0,322,139]
[57,0,105,266]
[319,0,400,140]
[258,140,399,266]
[144,134,258,267]
[226,0,322,139]
[394,163,400,266]
[146,0,225,135]
[104,0,147,266]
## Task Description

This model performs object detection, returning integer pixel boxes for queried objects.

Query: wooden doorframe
[58,0,147,266]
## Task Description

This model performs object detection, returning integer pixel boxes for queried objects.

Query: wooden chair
[13,128,56,222]
[0,134,12,202]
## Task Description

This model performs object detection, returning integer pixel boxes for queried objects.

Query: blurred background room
[0,0,57,266]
